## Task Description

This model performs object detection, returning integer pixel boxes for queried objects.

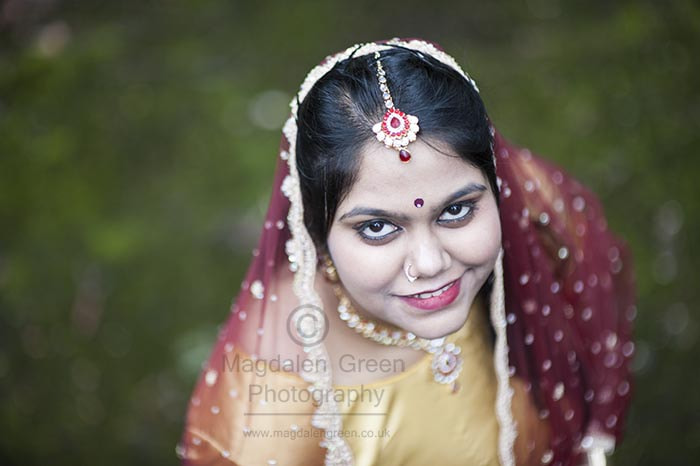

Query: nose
[407,231,451,279]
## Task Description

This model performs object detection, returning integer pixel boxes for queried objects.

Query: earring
[321,255,339,283]
[404,263,418,282]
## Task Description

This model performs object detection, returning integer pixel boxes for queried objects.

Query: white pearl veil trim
[280,39,515,466]
[490,248,516,466]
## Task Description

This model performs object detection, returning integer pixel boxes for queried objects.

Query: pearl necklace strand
[332,283,464,389]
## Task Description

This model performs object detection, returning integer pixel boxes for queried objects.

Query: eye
[438,201,477,223]
[357,220,400,241]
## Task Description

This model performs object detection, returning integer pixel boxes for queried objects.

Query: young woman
[178,38,636,466]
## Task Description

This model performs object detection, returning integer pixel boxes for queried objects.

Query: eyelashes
[438,202,477,223]
[354,200,479,243]
[357,220,400,241]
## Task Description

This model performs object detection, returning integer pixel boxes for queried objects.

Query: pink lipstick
[398,278,461,312]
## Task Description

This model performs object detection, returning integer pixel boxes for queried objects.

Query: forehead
[342,140,487,206]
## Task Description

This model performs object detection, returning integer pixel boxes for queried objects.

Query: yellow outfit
[181,296,514,465]
[333,295,500,466]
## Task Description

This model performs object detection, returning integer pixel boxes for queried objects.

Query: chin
[400,306,471,340]
[392,274,480,339]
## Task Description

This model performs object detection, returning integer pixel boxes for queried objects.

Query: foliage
[1,1,698,464]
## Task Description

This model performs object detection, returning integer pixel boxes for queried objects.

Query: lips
[401,278,459,298]
[398,278,462,312]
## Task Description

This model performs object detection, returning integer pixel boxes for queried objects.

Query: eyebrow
[338,182,487,222]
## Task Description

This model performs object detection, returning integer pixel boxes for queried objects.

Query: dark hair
[296,46,496,253]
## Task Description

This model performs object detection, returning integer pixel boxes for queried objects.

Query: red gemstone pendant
[372,54,420,163]
[372,108,420,162]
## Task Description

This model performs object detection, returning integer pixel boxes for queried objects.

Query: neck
[314,272,429,385]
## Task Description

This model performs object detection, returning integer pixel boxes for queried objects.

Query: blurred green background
[1,0,697,464]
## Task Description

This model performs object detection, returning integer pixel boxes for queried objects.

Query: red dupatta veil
[178,39,635,466]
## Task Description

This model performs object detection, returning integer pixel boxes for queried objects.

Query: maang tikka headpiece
[371,51,420,162]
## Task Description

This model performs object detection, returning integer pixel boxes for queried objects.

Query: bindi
[414,198,424,208]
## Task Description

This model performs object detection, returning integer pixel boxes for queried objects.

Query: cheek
[447,205,502,265]
[326,228,401,293]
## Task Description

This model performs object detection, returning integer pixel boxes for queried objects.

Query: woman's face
[326,139,502,340]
